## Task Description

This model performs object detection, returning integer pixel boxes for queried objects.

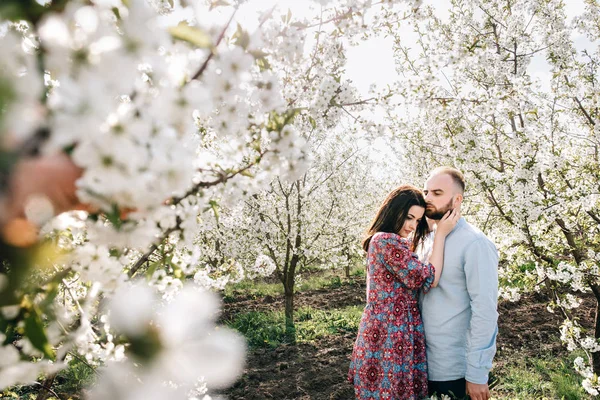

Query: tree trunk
[284,283,295,343]
[591,284,600,374]
[344,244,351,279]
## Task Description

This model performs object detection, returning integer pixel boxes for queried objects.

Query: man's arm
[464,237,499,388]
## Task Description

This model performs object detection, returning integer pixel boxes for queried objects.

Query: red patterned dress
[348,232,435,400]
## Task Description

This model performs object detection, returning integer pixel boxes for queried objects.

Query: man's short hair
[430,166,465,193]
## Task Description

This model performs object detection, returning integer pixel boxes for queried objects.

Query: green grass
[0,354,94,399]
[223,279,284,301]
[227,310,286,347]
[54,354,96,395]
[294,305,363,341]
[227,305,363,348]
[296,274,345,292]
[494,353,589,400]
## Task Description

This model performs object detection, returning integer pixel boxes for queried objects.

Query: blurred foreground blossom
[90,283,245,400]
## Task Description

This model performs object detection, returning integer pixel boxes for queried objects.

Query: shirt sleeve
[464,237,499,384]
[376,234,435,293]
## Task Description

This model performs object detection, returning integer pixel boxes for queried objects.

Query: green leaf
[290,21,308,29]
[145,261,160,280]
[0,0,69,23]
[25,307,55,360]
[281,8,292,24]
[309,116,317,129]
[240,169,255,178]
[249,49,269,59]
[112,6,122,19]
[256,56,271,72]
[209,0,230,10]
[251,140,262,153]
[105,204,123,229]
[0,3,25,21]
[283,108,302,125]
[209,200,220,222]
[173,267,183,279]
[39,282,59,311]
[1,323,16,345]
[169,23,212,49]
[232,23,250,50]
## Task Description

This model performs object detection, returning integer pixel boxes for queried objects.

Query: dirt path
[221,282,594,399]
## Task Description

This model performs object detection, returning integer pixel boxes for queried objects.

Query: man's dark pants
[428,378,469,400]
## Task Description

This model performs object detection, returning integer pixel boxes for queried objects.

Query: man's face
[423,173,459,220]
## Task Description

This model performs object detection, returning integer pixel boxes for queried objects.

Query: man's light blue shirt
[420,217,499,384]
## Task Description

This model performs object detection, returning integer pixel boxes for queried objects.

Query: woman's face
[399,205,425,238]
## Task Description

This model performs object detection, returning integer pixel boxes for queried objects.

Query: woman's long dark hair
[362,185,429,253]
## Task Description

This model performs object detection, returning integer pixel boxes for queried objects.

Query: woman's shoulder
[371,232,410,247]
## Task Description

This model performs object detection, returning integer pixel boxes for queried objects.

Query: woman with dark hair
[348,184,459,400]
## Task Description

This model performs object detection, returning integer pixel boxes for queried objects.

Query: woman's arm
[1,153,84,247]
[427,207,460,287]
[376,233,434,291]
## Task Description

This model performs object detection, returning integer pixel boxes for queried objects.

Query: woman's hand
[4,153,84,222]
[427,204,461,287]
[435,205,461,237]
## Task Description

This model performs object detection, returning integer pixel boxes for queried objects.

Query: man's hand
[466,381,490,400]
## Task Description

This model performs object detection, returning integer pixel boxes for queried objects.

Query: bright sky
[234,0,594,174]
[345,0,592,97]
[205,0,595,98]
[234,0,596,175]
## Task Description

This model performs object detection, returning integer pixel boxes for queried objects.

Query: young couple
[348,167,499,400]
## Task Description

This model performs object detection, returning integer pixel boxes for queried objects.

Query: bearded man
[420,167,499,400]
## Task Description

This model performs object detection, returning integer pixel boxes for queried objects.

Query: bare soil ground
[221,280,596,400]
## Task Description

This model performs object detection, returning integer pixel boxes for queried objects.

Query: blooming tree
[0,0,421,397]
[383,0,600,394]
[202,138,382,339]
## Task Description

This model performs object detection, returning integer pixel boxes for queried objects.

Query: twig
[170,150,267,206]
[67,351,100,377]
[34,379,65,400]
[128,225,179,278]
[192,8,238,80]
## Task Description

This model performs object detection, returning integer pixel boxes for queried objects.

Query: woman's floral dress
[348,232,435,400]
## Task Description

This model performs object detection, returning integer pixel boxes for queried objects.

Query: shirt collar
[452,217,466,233]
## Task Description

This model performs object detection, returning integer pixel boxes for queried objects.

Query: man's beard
[425,199,453,220]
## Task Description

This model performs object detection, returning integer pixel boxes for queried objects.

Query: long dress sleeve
[372,232,435,293]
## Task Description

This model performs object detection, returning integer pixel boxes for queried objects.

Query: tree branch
[192,8,238,81]
[128,225,179,278]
